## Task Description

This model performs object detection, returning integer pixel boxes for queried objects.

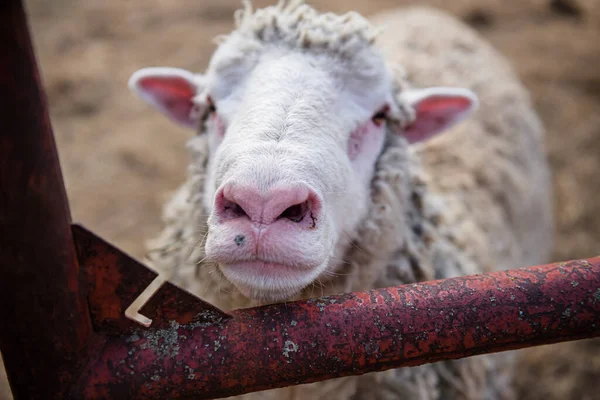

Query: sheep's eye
[207,96,217,113]
[371,106,389,126]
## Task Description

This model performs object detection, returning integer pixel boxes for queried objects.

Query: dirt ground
[1,0,599,398]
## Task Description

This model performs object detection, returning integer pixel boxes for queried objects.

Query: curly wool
[146,3,552,400]
[228,0,379,58]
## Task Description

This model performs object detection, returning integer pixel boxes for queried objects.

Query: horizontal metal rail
[0,1,598,399]
[71,254,600,399]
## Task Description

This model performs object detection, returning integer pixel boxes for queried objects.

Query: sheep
[128,1,553,399]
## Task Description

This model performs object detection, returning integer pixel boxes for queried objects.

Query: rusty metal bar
[71,256,600,399]
[1,1,599,399]
[0,1,94,398]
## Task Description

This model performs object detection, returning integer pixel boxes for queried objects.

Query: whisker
[216,268,226,301]
[316,278,325,298]
[215,267,231,297]
[343,230,367,254]
[328,256,351,266]
[144,229,209,259]
[195,254,210,266]
[321,269,352,277]
[320,190,360,195]
[309,281,317,298]
[185,232,208,263]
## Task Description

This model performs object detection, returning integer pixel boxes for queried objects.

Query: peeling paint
[282,340,299,358]
[126,333,140,343]
[184,365,196,380]
[140,320,181,358]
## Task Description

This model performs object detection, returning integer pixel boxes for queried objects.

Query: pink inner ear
[138,76,196,127]
[403,96,472,144]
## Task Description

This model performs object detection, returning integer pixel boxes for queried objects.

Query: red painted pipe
[73,257,600,399]
[0,1,94,398]
[1,2,598,399]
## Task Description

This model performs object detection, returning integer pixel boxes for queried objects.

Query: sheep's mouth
[219,260,321,302]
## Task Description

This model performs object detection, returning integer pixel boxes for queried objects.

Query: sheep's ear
[398,87,478,144]
[128,67,203,129]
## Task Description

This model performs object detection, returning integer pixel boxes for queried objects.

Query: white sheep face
[128,3,478,302]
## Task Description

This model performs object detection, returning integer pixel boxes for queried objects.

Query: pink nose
[214,183,320,226]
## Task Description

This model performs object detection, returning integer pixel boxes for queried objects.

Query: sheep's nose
[214,183,320,226]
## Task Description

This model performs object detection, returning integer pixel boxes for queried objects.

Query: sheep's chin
[219,261,327,303]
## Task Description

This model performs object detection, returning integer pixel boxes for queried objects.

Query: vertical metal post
[0,1,93,398]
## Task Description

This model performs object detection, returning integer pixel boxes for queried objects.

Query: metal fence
[0,0,598,398]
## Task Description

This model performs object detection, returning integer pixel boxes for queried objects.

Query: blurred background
[1,0,599,398]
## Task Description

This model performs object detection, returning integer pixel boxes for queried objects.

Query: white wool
[142,2,552,399]
[228,0,380,61]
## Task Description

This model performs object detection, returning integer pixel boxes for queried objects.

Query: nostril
[278,201,309,223]
[221,198,248,219]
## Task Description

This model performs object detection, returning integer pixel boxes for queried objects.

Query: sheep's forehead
[212,51,391,142]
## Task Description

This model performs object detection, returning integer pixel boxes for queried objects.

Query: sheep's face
[203,50,392,302]
[128,5,477,302]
